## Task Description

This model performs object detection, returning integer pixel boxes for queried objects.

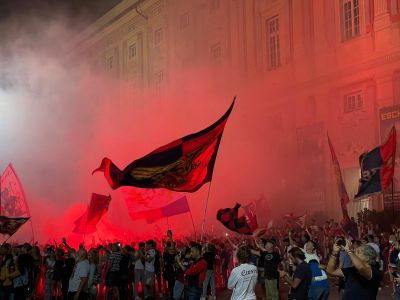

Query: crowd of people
[0,218,399,300]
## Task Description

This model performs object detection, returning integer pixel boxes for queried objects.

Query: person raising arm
[326,239,381,300]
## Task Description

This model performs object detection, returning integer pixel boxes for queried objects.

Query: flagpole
[2,235,12,245]
[200,181,213,242]
[0,174,2,215]
[189,209,197,241]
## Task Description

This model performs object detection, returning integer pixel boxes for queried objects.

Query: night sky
[0,0,123,24]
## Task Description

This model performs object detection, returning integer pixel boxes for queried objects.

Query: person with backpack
[12,256,30,300]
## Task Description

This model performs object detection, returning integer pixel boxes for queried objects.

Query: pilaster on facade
[373,0,392,52]
[374,0,392,25]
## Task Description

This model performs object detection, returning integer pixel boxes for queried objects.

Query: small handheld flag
[73,193,111,234]
[216,203,257,235]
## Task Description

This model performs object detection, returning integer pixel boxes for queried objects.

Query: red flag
[93,100,234,192]
[0,164,30,217]
[128,196,190,224]
[86,193,111,226]
[73,212,97,234]
[73,193,111,234]
[283,213,307,228]
[328,136,351,226]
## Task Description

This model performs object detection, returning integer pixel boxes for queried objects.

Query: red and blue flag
[217,203,258,235]
[93,100,234,192]
[355,127,396,200]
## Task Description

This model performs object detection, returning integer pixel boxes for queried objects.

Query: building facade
[71,0,400,218]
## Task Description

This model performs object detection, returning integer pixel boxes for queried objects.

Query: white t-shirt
[304,252,320,263]
[69,260,90,292]
[135,251,145,270]
[301,248,320,263]
[228,263,258,300]
[145,249,156,273]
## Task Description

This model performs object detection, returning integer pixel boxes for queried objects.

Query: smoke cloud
[0,3,337,247]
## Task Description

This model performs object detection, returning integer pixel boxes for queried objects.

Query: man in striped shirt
[105,243,122,298]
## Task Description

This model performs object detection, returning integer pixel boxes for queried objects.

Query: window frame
[266,15,281,70]
[155,71,164,94]
[128,43,137,60]
[180,12,190,30]
[107,56,114,70]
[341,0,361,41]
[154,28,163,46]
[211,43,221,62]
[343,90,364,113]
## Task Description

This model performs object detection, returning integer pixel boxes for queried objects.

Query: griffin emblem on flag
[355,126,396,199]
[94,99,234,192]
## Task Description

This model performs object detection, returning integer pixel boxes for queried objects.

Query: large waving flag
[128,196,190,224]
[216,203,257,235]
[328,136,351,227]
[73,193,111,234]
[0,216,29,236]
[93,100,235,192]
[355,127,396,200]
[1,164,30,217]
